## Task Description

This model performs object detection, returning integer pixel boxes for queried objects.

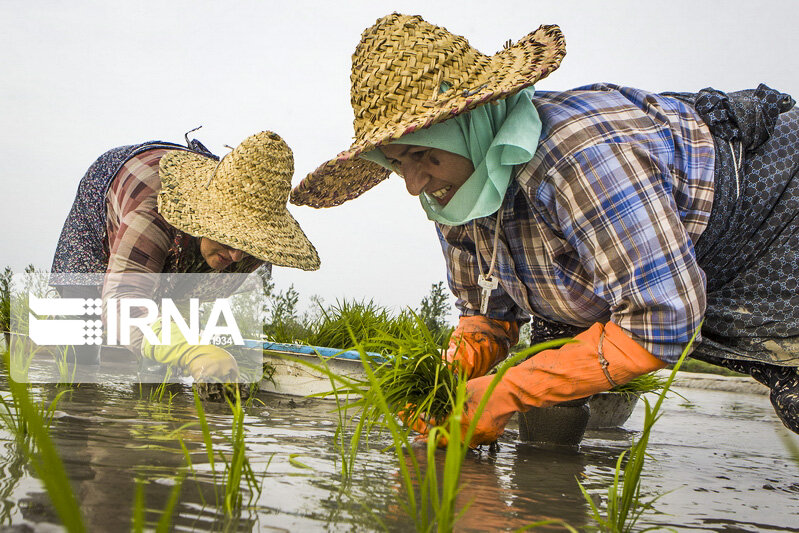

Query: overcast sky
[2,0,797,321]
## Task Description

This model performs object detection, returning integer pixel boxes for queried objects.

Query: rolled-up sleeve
[102,151,173,355]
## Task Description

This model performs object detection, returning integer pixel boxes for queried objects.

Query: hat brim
[290,23,565,209]
[291,157,391,208]
[159,151,321,271]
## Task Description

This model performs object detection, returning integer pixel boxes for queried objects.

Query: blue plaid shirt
[437,84,716,363]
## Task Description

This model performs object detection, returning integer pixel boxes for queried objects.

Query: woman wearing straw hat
[290,13,799,445]
[51,130,320,382]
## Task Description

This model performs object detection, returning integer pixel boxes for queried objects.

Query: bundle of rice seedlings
[309,312,457,433]
[307,299,428,355]
[307,299,394,351]
[608,372,668,400]
[365,313,458,425]
[317,313,575,436]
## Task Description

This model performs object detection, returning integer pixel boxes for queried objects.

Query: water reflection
[362,438,594,531]
[0,441,26,525]
[2,368,799,531]
[21,383,259,531]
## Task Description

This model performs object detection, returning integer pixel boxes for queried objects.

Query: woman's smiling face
[379,144,475,206]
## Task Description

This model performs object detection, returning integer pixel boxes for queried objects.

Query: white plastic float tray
[249,340,378,398]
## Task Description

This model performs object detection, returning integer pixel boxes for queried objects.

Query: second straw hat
[290,13,566,208]
[158,131,320,271]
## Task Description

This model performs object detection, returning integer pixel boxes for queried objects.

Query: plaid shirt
[103,149,263,354]
[438,84,716,363]
[105,149,175,275]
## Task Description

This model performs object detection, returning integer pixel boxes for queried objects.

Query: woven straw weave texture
[159,131,320,270]
[291,13,566,208]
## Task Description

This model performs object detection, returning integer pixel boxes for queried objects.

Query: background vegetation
[0,263,749,377]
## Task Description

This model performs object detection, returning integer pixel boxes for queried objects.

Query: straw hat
[158,131,320,271]
[290,13,566,208]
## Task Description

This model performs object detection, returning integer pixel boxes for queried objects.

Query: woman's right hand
[446,316,519,378]
[182,345,240,382]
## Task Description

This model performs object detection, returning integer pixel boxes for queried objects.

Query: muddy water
[1,371,798,531]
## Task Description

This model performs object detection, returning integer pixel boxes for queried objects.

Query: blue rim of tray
[245,339,384,362]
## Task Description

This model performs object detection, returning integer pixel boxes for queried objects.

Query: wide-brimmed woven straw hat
[158,131,320,271]
[290,13,566,208]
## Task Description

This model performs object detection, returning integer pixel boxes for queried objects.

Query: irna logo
[28,294,243,347]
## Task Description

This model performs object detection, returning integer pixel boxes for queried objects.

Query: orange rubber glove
[446,316,520,379]
[456,322,666,447]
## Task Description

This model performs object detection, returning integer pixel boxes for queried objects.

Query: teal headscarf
[361,86,542,225]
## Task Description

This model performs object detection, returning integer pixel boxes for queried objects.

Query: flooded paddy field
[1,360,798,532]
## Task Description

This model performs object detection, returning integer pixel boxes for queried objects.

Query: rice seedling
[263,317,311,344]
[1,354,85,532]
[174,392,218,510]
[130,474,185,533]
[369,340,569,531]
[299,298,442,357]
[293,312,460,460]
[315,335,442,530]
[150,368,177,403]
[52,344,78,385]
[422,376,471,530]
[188,387,263,516]
[131,478,145,532]
[222,387,260,514]
[578,325,701,533]
[264,284,454,349]
[126,404,199,450]
[325,373,361,482]
[134,368,181,412]
[0,353,70,452]
[0,387,69,452]
[423,342,575,531]
[155,475,185,532]
[313,312,572,451]
[3,350,193,531]
[278,321,455,525]
[7,331,40,384]
[367,313,459,424]
[288,314,572,531]
[270,311,452,482]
